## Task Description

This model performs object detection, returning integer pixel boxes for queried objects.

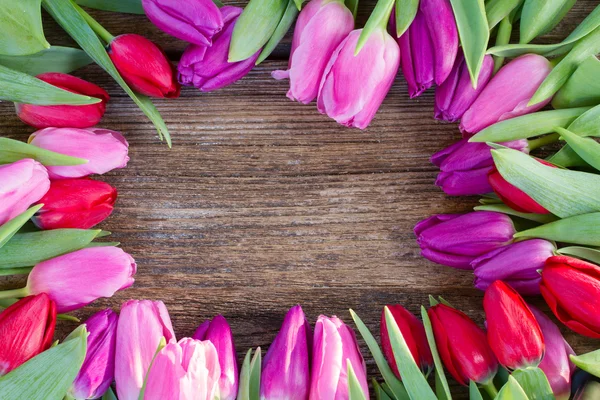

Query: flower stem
[481,381,499,398]
[0,287,28,300]
[72,1,115,43]
[528,132,560,150]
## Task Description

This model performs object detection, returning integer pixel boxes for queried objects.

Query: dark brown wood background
[1,1,599,396]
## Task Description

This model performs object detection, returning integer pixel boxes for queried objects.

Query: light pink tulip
[144,338,221,400]
[28,127,129,179]
[115,300,176,400]
[317,28,400,129]
[460,54,553,135]
[272,0,354,104]
[309,315,369,399]
[26,247,136,313]
[0,159,49,225]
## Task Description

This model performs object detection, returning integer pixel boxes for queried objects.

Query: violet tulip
[431,139,529,196]
[272,0,354,104]
[309,315,368,399]
[16,73,109,129]
[193,315,238,400]
[261,305,311,400]
[115,300,176,400]
[472,239,556,295]
[414,211,515,269]
[541,256,600,338]
[0,158,49,226]
[178,7,259,92]
[317,28,400,129]
[460,54,553,135]
[69,309,118,400]
[28,127,129,179]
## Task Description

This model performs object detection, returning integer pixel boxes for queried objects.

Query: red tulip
[109,34,180,98]
[484,281,545,369]
[33,178,117,230]
[541,256,600,339]
[428,304,498,385]
[0,294,56,375]
[381,304,433,378]
[16,73,109,129]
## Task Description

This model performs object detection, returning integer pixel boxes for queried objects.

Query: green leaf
[348,363,368,400]
[374,380,394,400]
[75,0,144,13]
[249,347,261,400]
[138,337,167,400]
[294,0,304,10]
[0,205,43,249]
[547,144,589,168]
[0,46,92,76]
[496,376,530,400]
[571,350,600,378]
[395,0,419,37]
[0,137,88,166]
[102,387,118,400]
[556,127,600,171]
[469,381,484,400]
[449,0,489,86]
[237,348,261,400]
[474,204,558,224]
[493,15,513,73]
[552,56,600,109]
[237,349,253,400]
[485,0,521,30]
[256,0,298,64]
[0,325,87,400]
[0,0,49,56]
[356,0,395,55]
[346,0,359,20]
[511,367,554,400]
[568,104,600,138]
[520,0,577,44]
[421,307,452,400]
[428,295,439,307]
[515,212,600,246]
[576,381,600,400]
[558,246,600,264]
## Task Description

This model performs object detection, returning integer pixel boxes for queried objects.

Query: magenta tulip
[0,158,49,225]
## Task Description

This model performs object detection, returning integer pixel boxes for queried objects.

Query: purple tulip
[261,305,311,400]
[414,211,516,269]
[472,239,556,295]
[317,28,400,129]
[69,309,118,400]
[435,52,494,122]
[193,315,238,400]
[142,0,223,47]
[0,159,49,225]
[272,0,354,104]
[431,138,529,196]
[178,6,259,92]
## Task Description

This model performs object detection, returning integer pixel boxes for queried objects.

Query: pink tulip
[28,127,129,179]
[0,159,49,225]
[144,338,221,400]
[115,300,176,400]
[272,0,354,104]
[317,28,400,129]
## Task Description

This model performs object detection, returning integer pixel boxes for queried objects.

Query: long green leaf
[568,104,600,137]
[556,127,600,171]
[237,348,261,400]
[75,0,144,13]
[0,46,92,76]
[485,0,521,30]
[0,137,88,166]
[356,0,395,54]
[421,307,452,400]
[571,350,600,378]
[256,0,298,64]
[474,204,558,224]
[469,381,484,400]
[558,246,600,264]
[515,212,600,246]
[374,380,394,400]
[497,376,530,400]
[493,14,514,73]
[138,337,167,400]
[553,56,600,109]
[511,367,554,400]
[346,0,359,19]
[348,363,368,400]
[0,205,43,249]
[0,0,49,56]
[395,0,419,37]
[520,0,577,44]
[102,387,118,400]
[237,349,252,400]
[547,144,589,168]
[249,347,261,400]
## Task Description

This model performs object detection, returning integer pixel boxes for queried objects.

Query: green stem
[481,381,499,398]
[0,287,29,300]
[72,1,115,43]
[528,132,560,150]
[493,16,513,73]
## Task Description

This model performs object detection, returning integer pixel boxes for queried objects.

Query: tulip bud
[25,247,136,312]
[0,158,49,226]
[142,0,223,47]
[115,300,176,400]
[193,315,238,400]
[381,304,433,378]
[69,309,118,400]
[261,305,311,400]
[431,139,529,196]
[0,294,56,376]
[309,315,368,399]
[16,73,109,129]
[541,255,600,338]
[428,304,498,385]
[108,34,180,98]
[460,54,553,135]
[414,211,516,269]
[271,0,354,104]
[473,239,556,295]
[28,127,129,179]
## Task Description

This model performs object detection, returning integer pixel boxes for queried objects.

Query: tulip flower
[541,256,600,338]
[115,300,176,400]
[414,211,516,269]
[431,139,529,196]
[472,239,556,295]
[69,309,118,400]
[193,315,238,400]
[261,305,311,400]
[428,304,498,385]
[460,54,553,135]
[145,338,220,400]
[28,127,129,179]
[484,281,545,369]
[309,315,368,399]
[271,0,354,104]
[0,158,49,226]
[0,294,56,376]
[33,178,117,230]
[109,34,180,98]
[317,28,400,129]
[178,7,259,92]
[142,0,223,47]
[530,306,575,400]
[381,305,433,378]
[16,73,109,129]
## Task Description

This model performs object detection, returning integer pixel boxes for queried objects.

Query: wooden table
[1,1,598,396]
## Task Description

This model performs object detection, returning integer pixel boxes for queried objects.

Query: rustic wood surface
[1,1,599,396]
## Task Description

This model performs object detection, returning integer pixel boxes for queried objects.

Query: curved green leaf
[571,350,600,378]
[0,205,43,249]
[348,363,368,400]
[0,137,88,166]
[421,307,452,400]
[558,246,600,264]
[356,0,395,55]
[485,0,521,30]
[256,0,298,64]
[553,56,600,109]
[514,212,600,246]
[547,144,589,168]
[395,0,419,37]
[75,0,144,13]
[568,104,600,137]
[497,376,530,400]
[373,380,394,400]
[474,204,557,224]
[0,46,92,76]
[0,0,49,56]
[556,127,600,171]
[469,381,484,400]
[511,367,554,400]
[237,348,262,400]
[520,0,577,44]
